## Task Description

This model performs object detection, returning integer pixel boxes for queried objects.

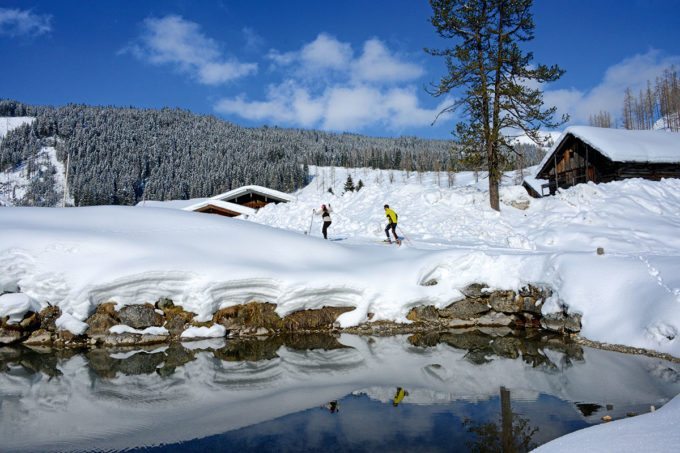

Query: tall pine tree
[427,0,566,210]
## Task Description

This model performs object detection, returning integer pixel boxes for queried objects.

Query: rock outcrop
[0,283,582,348]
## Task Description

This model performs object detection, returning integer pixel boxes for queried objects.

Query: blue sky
[1,0,679,138]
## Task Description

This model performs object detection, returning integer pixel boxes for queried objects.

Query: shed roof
[210,185,296,203]
[182,199,257,216]
[537,126,680,173]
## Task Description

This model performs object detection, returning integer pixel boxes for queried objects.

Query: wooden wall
[537,134,680,195]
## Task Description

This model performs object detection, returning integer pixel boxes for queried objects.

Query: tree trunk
[488,168,500,211]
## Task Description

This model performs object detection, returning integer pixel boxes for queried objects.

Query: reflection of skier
[392,387,409,406]
[313,204,332,239]
[384,204,400,244]
[326,400,339,413]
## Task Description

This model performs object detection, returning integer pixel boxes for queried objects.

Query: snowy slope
[0,116,34,139]
[0,117,70,207]
[2,166,680,355]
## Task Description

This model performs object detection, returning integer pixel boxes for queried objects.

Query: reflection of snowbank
[1,335,678,451]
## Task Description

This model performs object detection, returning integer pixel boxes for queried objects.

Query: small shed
[182,185,295,218]
[527,126,680,196]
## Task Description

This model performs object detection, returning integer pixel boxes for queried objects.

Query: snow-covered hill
[1,164,680,356]
[0,116,34,139]
[0,117,70,207]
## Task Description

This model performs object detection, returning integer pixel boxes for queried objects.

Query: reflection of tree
[463,387,538,453]
[575,402,603,417]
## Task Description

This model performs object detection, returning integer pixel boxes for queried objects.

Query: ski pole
[396,225,414,245]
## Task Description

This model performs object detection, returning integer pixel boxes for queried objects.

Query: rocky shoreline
[0,283,629,356]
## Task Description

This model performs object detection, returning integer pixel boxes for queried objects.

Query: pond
[1,331,679,452]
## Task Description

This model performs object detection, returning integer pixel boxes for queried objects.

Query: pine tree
[427,0,566,211]
[356,179,365,191]
[343,174,355,193]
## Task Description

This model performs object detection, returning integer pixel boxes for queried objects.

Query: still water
[1,331,679,452]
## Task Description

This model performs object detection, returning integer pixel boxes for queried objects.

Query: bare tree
[588,110,613,128]
[622,88,635,130]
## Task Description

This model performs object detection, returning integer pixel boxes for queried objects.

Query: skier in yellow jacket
[384,204,400,244]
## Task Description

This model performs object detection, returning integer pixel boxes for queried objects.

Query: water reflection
[0,331,678,452]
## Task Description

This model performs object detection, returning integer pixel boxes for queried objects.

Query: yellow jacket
[385,208,398,224]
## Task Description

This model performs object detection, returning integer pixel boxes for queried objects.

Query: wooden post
[553,152,558,194]
[501,386,513,453]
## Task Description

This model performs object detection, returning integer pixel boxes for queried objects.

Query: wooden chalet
[182,185,295,218]
[525,126,680,197]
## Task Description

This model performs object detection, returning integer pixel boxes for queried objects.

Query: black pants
[385,223,398,240]
[322,221,332,239]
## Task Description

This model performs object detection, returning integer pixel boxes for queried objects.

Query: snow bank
[2,166,680,356]
[535,393,680,452]
[109,325,169,336]
[55,312,88,335]
[181,324,227,339]
[0,293,40,324]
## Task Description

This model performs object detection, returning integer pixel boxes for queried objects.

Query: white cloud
[352,39,424,83]
[215,80,325,128]
[242,27,264,51]
[300,33,353,71]
[267,33,353,75]
[215,82,451,132]
[0,8,52,37]
[544,50,680,125]
[219,33,441,132]
[124,15,256,85]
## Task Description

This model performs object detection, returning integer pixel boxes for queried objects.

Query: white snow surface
[1,166,680,355]
[0,293,40,324]
[181,198,257,216]
[180,324,227,338]
[210,184,296,203]
[137,197,209,209]
[537,126,680,172]
[54,312,88,335]
[0,116,34,139]
[108,325,169,336]
[535,393,680,452]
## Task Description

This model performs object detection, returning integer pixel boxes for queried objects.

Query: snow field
[0,165,679,355]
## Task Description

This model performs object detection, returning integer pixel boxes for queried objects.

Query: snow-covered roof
[182,198,257,216]
[537,126,680,173]
[521,174,548,197]
[210,185,295,203]
[137,198,209,209]
[137,185,293,213]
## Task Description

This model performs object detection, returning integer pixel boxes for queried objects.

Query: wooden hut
[182,185,295,218]
[526,126,680,197]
